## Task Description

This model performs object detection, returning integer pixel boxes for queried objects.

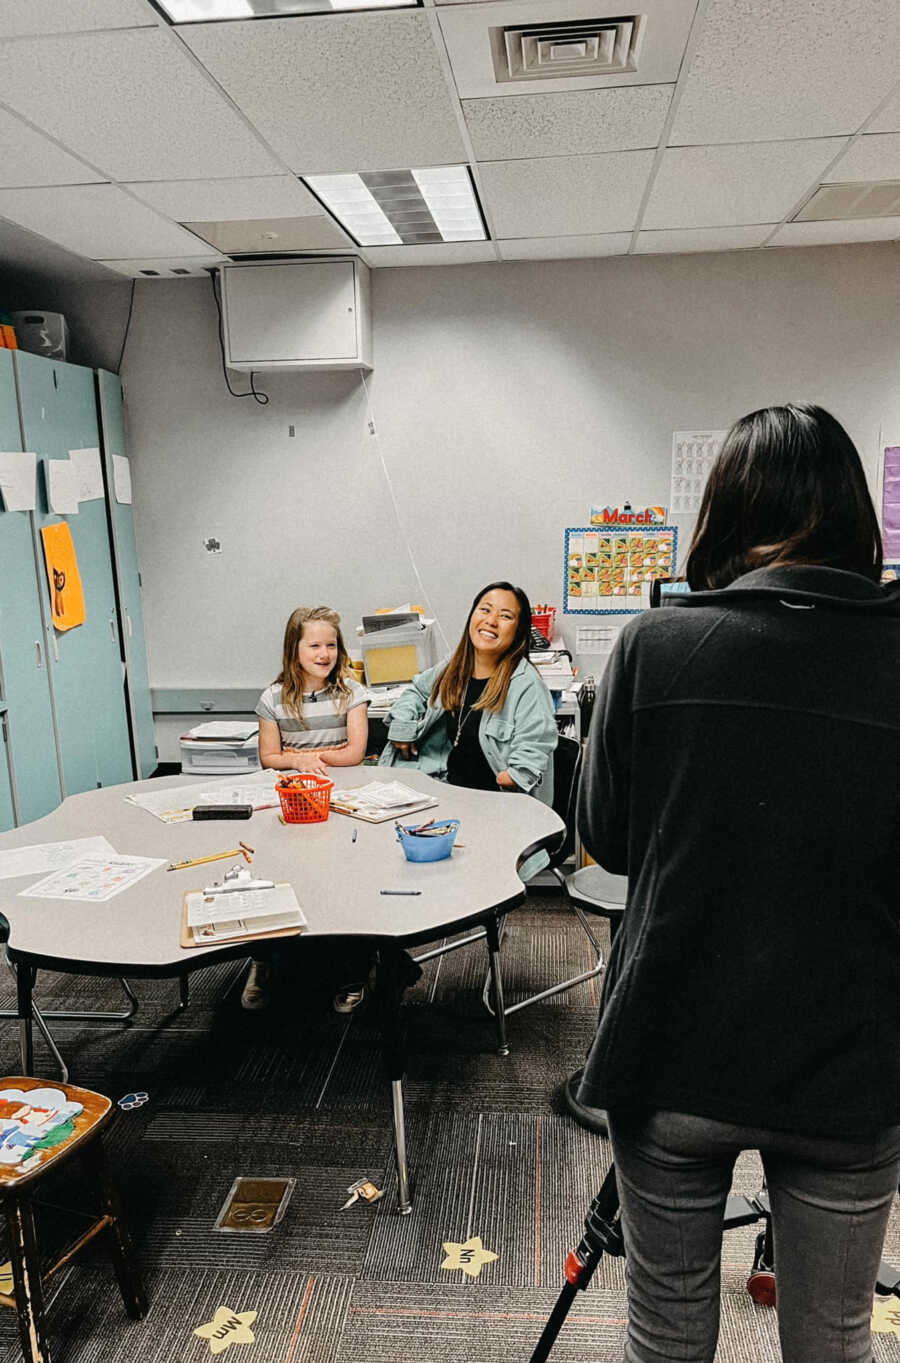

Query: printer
[180,722,261,776]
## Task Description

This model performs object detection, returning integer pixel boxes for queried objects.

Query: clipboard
[179,883,307,950]
[330,794,439,824]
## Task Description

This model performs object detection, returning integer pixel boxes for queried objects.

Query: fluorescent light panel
[304,166,486,246]
[158,0,414,19]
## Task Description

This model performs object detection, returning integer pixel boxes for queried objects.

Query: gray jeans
[607,1109,900,1363]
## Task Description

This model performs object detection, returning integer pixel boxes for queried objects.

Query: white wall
[118,242,900,750]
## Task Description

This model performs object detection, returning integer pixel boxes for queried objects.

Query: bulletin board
[564,525,678,615]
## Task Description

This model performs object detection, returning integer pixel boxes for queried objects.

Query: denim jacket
[379,657,557,807]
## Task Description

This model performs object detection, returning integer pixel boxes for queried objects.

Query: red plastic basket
[277,773,334,823]
[532,608,556,642]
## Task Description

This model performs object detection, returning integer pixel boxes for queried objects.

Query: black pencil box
[192,805,253,820]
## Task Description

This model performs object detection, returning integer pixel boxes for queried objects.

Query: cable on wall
[358,368,451,655]
[115,279,136,375]
[209,271,269,405]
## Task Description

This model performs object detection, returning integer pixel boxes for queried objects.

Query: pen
[380,889,422,896]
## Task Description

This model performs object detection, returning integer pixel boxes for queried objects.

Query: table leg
[484,915,509,1057]
[377,945,412,1215]
[16,963,34,1077]
[6,1195,51,1363]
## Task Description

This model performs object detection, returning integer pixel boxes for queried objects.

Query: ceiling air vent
[489,15,643,84]
[794,181,900,222]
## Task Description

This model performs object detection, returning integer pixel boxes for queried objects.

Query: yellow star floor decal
[872,1296,900,1335]
[194,1306,257,1355]
[440,1235,499,1279]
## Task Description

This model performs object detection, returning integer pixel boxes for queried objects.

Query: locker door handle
[35,640,43,669]
[52,635,59,664]
[110,618,117,642]
[125,611,133,638]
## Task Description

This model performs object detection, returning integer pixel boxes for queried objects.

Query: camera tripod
[529,1165,900,1363]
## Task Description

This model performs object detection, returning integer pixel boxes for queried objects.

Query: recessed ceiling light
[155,0,416,20]
[303,167,487,247]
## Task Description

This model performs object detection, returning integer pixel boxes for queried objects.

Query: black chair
[483,737,627,1023]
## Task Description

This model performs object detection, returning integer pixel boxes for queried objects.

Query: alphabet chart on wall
[564,525,677,615]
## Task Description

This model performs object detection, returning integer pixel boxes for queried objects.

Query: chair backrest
[547,735,581,872]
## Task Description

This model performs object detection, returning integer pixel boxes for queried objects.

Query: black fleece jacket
[577,565,900,1137]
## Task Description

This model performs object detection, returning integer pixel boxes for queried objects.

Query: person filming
[577,403,900,1363]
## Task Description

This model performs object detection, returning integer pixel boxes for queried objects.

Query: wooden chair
[0,1076,146,1363]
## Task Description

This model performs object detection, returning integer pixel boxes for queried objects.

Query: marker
[380,889,422,896]
[352,829,358,843]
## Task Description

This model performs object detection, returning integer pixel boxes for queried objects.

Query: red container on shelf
[531,608,556,642]
[277,773,334,824]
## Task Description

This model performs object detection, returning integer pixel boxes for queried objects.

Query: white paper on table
[0,836,116,882]
[0,451,37,511]
[187,885,304,928]
[330,780,423,811]
[46,459,80,514]
[125,771,278,823]
[19,853,166,902]
[112,454,132,505]
[68,447,104,502]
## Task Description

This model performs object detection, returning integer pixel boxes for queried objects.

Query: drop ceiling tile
[869,89,900,135]
[439,0,697,99]
[480,150,654,238]
[0,185,209,259]
[671,0,900,146]
[0,29,282,182]
[0,108,103,188]
[768,219,900,248]
[498,233,630,260]
[125,176,325,222]
[181,13,465,175]
[361,242,496,266]
[635,225,771,254]
[186,215,352,253]
[100,255,228,278]
[643,140,847,230]
[823,134,900,184]
[463,86,673,161]
[0,0,154,36]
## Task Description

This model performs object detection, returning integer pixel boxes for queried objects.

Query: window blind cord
[359,369,451,655]
[209,272,269,405]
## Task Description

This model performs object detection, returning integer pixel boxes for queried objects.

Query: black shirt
[446,676,496,791]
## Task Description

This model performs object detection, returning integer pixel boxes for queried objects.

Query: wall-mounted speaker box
[219,258,372,372]
[10,311,69,360]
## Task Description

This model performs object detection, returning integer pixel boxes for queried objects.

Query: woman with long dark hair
[578,404,900,1363]
[381,581,557,805]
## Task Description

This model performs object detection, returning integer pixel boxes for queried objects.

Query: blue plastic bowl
[396,820,460,863]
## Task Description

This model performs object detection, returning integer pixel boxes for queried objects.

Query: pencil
[166,848,243,872]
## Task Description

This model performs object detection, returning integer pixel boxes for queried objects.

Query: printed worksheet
[19,853,166,902]
[0,836,115,882]
[125,771,278,823]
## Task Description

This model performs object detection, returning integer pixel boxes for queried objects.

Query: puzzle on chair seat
[0,1087,83,1169]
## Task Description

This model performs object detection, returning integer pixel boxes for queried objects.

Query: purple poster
[883,447,900,560]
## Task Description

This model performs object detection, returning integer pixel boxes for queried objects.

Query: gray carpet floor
[0,899,897,1362]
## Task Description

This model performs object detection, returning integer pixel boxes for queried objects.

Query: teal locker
[0,349,61,826]
[96,368,157,778]
[16,351,133,796]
